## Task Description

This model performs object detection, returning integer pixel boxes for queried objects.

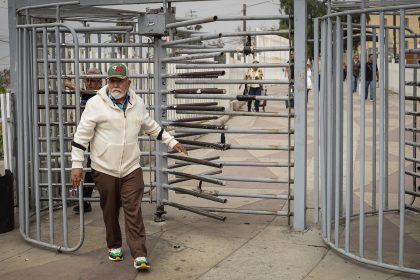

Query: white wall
[387,62,420,96]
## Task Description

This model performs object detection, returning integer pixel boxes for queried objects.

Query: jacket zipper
[119,109,127,177]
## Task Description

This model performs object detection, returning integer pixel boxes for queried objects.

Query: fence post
[293,0,307,231]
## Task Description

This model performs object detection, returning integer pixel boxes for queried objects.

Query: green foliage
[0,69,10,93]
[279,0,326,60]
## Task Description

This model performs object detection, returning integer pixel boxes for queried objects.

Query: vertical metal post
[345,14,353,253]
[384,29,389,210]
[32,26,41,240]
[43,28,54,244]
[55,24,69,247]
[17,27,24,235]
[378,11,385,263]
[413,31,418,199]
[243,4,246,63]
[326,15,333,241]
[313,18,319,224]
[398,9,406,267]
[359,8,367,258]
[372,27,377,210]
[293,0,307,231]
[154,39,169,221]
[334,16,343,247]
[23,26,30,236]
[320,19,328,235]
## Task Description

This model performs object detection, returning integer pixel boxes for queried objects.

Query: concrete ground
[1,84,420,280]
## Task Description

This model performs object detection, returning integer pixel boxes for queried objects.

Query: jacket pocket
[122,142,141,170]
[91,140,124,173]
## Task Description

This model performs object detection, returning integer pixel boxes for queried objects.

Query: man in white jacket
[70,63,187,271]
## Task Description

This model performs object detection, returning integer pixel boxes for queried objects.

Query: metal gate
[314,1,420,274]
[10,0,308,252]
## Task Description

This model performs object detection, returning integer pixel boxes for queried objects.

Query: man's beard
[111,90,126,100]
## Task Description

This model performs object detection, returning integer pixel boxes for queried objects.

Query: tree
[0,69,10,93]
[279,0,326,60]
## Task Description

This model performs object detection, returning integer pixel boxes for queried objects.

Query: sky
[0,0,282,69]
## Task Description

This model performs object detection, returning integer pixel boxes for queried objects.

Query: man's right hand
[70,168,83,189]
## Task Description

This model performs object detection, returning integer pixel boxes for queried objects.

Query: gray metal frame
[9,0,307,253]
[315,2,420,274]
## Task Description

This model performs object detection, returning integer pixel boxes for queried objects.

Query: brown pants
[92,168,147,258]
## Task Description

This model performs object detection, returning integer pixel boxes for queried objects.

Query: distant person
[239,60,264,112]
[65,67,103,214]
[365,54,379,101]
[352,54,361,93]
[307,63,312,102]
[285,52,294,108]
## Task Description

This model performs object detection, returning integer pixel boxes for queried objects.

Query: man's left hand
[173,143,188,155]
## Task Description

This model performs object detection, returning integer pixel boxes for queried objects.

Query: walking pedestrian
[239,60,264,112]
[70,63,187,271]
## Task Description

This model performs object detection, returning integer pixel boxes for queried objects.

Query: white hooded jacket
[71,85,178,178]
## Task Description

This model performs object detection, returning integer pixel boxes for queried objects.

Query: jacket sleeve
[71,100,97,168]
[140,98,178,148]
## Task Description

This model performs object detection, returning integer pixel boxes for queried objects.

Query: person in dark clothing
[65,68,103,214]
[352,54,361,93]
[365,54,379,101]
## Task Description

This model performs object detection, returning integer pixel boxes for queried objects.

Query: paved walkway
[0,84,420,279]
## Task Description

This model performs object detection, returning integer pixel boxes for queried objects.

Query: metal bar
[163,169,225,186]
[174,94,287,101]
[164,154,222,168]
[212,191,290,200]
[153,39,169,219]
[383,32,390,210]
[23,26,30,237]
[372,27,377,212]
[37,58,149,63]
[398,9,406,267]
[313,17,320,224]
[166,16,218,28]
[43,28,54,244]
[378,11,385,263]
[320,19,328,237]
[162,184,226,203]
[197,207,289,216]
[208,175,290,184]
[31,24,41,240]
[55,24,69,247]
[174,128,293,134]
[162,33,222,47]
[216,15,290,21]
[326,16,333,242]
[334,16,341,247]
[213,161,292,167]
[175,110,292,118]
[175,46,290,54]
[175,79,289,85]
[359,11,367,258]
[16,0,78,12]
[163,200,226,221]
[319,3,420,19]
[161,52,223,62]
[176,63,289,69]
[345,14,353,253]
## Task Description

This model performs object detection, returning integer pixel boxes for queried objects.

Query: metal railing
[314,2,420,274]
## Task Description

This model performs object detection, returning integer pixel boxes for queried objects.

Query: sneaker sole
[108,256,123,261]
[135,263,150,271]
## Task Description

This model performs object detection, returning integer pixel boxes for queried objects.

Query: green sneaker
[108,248,123,261]
[134,257,150,271]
